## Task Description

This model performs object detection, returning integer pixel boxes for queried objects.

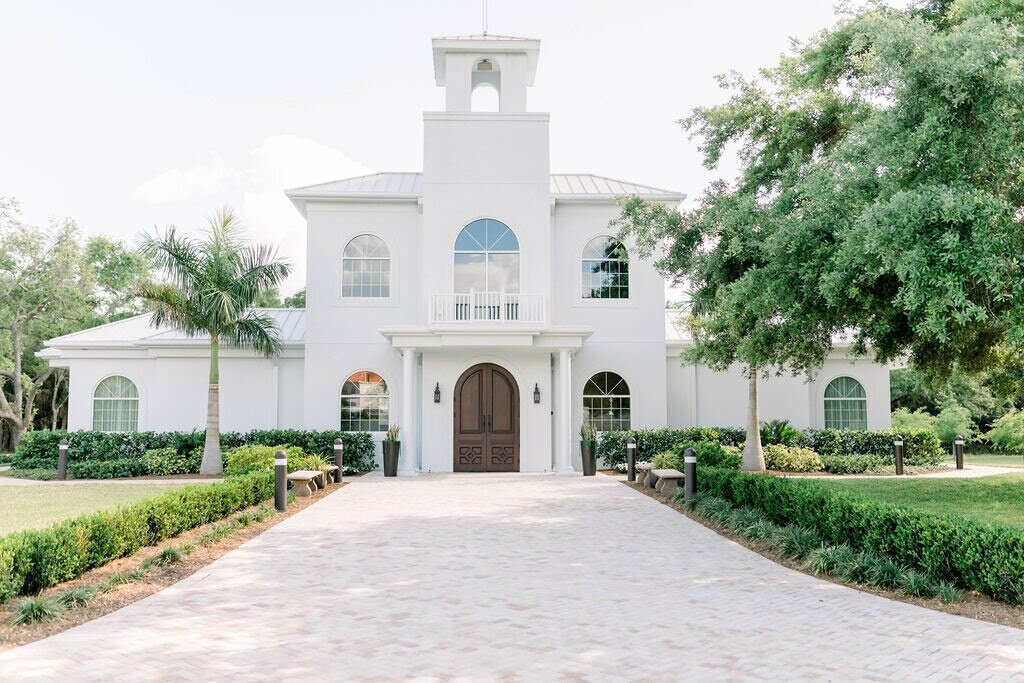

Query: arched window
[454,219,520,293]
[93,376,139,432]
[342,235,390,298]
[340,371,389,432]
[582,236,629,299]
[583,372,631,432]
[824,376,867,430]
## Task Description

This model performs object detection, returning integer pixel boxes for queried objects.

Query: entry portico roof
[379,325,593,350]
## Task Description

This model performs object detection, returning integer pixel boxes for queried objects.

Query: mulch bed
[0,481,347,651]
[621,479,1024,631]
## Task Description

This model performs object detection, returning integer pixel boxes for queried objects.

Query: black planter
[383,441,400,477]
[580,440,597,476]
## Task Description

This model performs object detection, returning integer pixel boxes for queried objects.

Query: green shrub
[866,556,906,589]
[763,444,823,472]
[805,544,855,575]
[3,468,58,481]
[10,596,63,626]
[225,445,305,476]
[819,453,888,474]
[695,465,1024,603]
[144,547,183,568]
[56,585,96,609]
[693,496,733,524]
[778,525,822,560]
[12,429,377,472]
[0,471,273,603]
[760,419,802,446]
[902,569,936,598]
[68,459,146,479]
[985,408,1024,452]
[934,401,977,448]
[935,581,961,604]
[797,429,944,467]
[651,451,677,469]
[142,448,198,476]
[891,408,936,434]
[596,427,742,467]
[674,441,742,470]
[743,519,782,542]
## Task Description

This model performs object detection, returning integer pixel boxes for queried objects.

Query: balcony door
[453,219,520,321]
[453,363,520,472]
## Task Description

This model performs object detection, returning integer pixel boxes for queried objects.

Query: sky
[0,0,871,293]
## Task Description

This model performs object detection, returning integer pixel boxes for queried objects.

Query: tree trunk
[201,335,223,475]
[743,366,766,472]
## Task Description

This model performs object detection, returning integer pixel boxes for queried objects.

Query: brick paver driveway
[2,473,1023,681]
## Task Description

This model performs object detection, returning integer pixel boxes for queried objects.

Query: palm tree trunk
[743,366,766,472]
[202,335,223,475]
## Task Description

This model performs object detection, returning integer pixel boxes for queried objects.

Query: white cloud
[135,135,372,292]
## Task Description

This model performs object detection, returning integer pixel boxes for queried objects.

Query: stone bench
[287,470,322,497]
[323,464,340,484]
[636,463,652,487]
[653,468,684,496]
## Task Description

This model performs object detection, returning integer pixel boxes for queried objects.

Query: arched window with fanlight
[93,376,139,432]
[582,236,629,299]
[342,234,390,298]
[824,376,867,430]
[340,371,389,432]
[583,372,631,432]
[453,218,520,320]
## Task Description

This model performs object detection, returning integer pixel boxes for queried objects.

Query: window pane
[583,372,631,432]
[582,237,629,299]
[340,372,389,431]
[487,253,520,293]
[454,253,486,292]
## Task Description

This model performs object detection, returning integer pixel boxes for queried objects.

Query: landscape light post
[57,439,69,481]
[274,449,287,512]
[954,435,965,470]
[893,436,904,476]
[626,436,637,482]
[334,438,344,483]
[683,446,696,504]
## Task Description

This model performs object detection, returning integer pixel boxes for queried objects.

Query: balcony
[429,292,545,325]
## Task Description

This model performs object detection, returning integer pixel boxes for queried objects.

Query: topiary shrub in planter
[763,444,823,472]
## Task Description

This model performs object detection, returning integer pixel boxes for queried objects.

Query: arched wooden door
[454,363,520,472]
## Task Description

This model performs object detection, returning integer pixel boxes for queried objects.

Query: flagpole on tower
[482,0,488,35]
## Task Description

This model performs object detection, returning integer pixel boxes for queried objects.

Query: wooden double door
[453,363,520,472]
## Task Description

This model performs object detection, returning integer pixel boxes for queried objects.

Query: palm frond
[138,226,201,291]
[223,310,282,357]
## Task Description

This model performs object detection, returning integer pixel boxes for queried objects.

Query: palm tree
[139,210,290,474]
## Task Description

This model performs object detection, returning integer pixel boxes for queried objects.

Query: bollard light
[626,436,637,482]
[334,438,344,483]
[954,435,965,470]
[683,446,697,504]
[57,439,69,481]
[274,449,288,512]
[893,436,905,476]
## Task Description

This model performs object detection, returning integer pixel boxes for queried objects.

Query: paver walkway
[1,473,1022,681]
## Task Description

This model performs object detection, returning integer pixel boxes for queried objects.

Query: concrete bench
[288,470,322,497]
[323,464,340,484]
[636,463,652,487]
[653,468,684,496]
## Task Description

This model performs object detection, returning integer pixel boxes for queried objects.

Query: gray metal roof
[45,309,306,348]
[286,172,683,201]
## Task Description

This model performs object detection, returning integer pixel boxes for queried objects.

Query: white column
[399,347,418,476]
[555,348,575,475]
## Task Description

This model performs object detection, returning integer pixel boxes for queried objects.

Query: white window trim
[341,233,394,303]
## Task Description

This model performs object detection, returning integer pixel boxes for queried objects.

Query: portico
[381,327,591,474]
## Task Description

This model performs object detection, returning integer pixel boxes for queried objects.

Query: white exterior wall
[63,351,304,433]
[665,352,892,431]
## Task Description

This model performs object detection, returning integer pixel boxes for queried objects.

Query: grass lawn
[0,483,194,536]
[816,472,1024,529]
[963,453,1024,468]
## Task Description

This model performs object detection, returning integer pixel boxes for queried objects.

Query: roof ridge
[554,172,680,195]
[286,172,422,194]
[45,313,152,344]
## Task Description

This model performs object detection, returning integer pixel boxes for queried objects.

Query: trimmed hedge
[695,466,1024,603]
[598,427,745,467]
[13,429,377,473]
[0,472,273,602]
[68,459,147,479]
[597,427,944,470]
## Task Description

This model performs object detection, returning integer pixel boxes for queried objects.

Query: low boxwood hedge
[0,471,273,602]
[13,429,377,473]
[597,427,746,467]
[695,466,1024,603]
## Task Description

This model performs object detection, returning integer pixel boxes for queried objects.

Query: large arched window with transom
[93,376,139,432]
[340,371,389,432]
[824,376,867,430]
[583,372,631,432]
[342,235,390,298]
[582,236,629,299]
[454,219,519,294]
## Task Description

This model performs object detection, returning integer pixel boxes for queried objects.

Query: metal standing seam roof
[286,172,683,199]
[44,309,306,348]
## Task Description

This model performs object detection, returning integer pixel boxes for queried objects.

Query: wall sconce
[533,383,541,404]
[434,382,441,403]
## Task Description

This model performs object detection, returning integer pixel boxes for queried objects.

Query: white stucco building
[41,34,891,472]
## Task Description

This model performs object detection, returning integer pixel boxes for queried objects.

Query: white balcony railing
[429,291,545,324]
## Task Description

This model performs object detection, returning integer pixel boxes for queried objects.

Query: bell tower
[421,34,551,306]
